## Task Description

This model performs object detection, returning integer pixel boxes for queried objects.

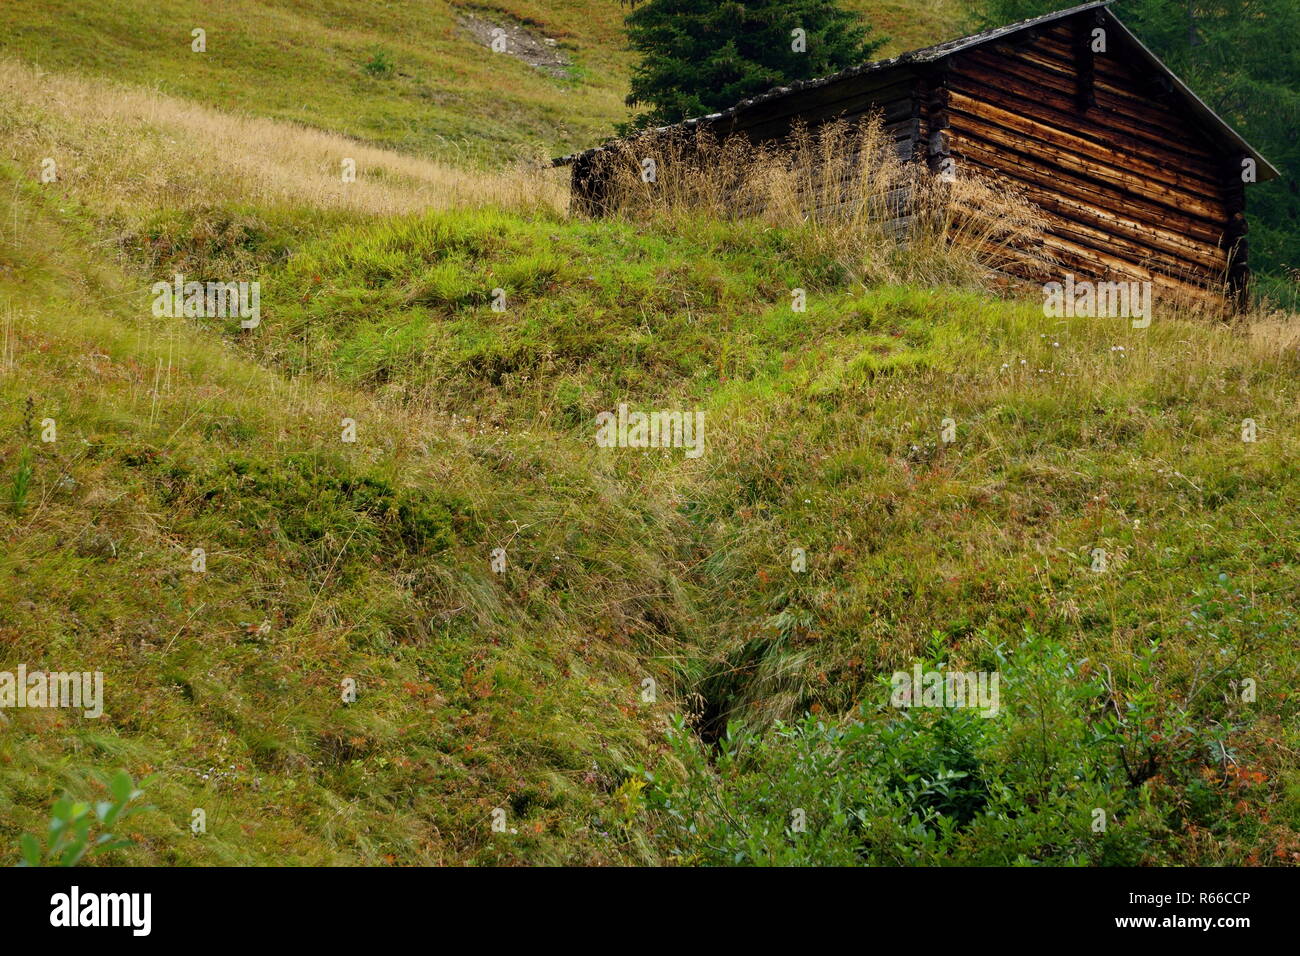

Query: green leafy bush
[18,771,155,867]
[638,631,1242,865]
[362,48,395,78]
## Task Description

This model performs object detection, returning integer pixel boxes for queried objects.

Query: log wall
[941,11,1245,302]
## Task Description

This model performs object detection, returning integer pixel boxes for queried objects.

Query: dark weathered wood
[953,135,1230,243]
[1073,12,1097,112]
[963,46,1210,149]
[925,62,953,179]
[1220,154,1251,307]
[718,75,918,141]
[946,91,1224,195]
[949,124,1228,219]
[947,72,1223,177]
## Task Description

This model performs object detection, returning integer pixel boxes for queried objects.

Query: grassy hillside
[0,171,679,864]
[2,0,1299,867]
[0,0,966,164]
[4,149,1300,862]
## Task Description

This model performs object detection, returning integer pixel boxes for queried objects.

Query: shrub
[639,631,1236,865]
[363,48,395,78]
[9,446,32,515]
[18,771,155,867]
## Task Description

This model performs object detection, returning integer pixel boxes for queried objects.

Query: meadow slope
[1,0,966,163]
[1,0,1299,866]
[4,154,1299,862]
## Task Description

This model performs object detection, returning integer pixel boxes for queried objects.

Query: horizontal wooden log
[1035,232,1230,308]
[1037,32,1177,90]
[946,90,1223,196]
[948,111,1229,221]
[997,182,1228,273]
[729,96,914,148]
[1039,31,1197,97]
[738,67,921,119]
[719,75,918,140]
[1034,228,1226,293]
[1048,213,1224,278]
[1010,45,1208,140]
[947,71,1222,177]
[949,135,1231,243]
[962,46,1210,151]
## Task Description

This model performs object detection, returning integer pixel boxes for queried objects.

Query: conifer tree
[623,0,885,130]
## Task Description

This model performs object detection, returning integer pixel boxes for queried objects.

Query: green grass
[0,171,682,864]
[0,0,966,165]
[2,0,1298,867]
[4,162,1299,864]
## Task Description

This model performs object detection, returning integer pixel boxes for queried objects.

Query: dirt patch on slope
[458,12,571,78]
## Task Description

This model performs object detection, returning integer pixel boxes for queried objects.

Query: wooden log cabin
[555,1,1279,308]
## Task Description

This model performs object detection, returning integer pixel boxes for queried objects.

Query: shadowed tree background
[621,0,885,131]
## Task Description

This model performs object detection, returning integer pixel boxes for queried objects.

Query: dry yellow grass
[0,56,568,221]
[585,116,1049,289]
[1243,308,1300,355]
[582,117,1267,316]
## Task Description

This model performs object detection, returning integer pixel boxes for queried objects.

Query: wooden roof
[554,1,1279,181]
